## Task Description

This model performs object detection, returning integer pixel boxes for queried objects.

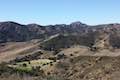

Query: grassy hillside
[8,59,54,72]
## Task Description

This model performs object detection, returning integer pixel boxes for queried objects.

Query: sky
[0,0,120,25]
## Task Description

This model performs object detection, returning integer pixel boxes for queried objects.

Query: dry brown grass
[0,40,40,63]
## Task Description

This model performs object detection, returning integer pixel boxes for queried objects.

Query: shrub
[22,63,27,67]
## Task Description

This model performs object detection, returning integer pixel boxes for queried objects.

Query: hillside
[1,21,120,80]
[0,40,40,62]
[0,21,88,42]
[0,21,120,49]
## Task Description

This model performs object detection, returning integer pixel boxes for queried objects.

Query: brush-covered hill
[40,34,95,51]
[0,21,88,42]
[1,21,120,80]
[1,21,120,49]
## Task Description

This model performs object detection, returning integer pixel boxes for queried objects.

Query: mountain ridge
[1,21,120,49]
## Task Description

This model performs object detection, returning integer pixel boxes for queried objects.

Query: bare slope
[0,40,40,62]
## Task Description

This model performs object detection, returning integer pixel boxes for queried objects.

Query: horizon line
[0,20,120,26]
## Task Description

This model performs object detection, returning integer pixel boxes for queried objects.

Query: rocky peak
[70,21,87,27]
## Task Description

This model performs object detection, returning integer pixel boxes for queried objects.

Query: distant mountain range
[1,21,120,48]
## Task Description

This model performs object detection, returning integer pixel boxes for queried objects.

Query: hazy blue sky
[0,0,120,25]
